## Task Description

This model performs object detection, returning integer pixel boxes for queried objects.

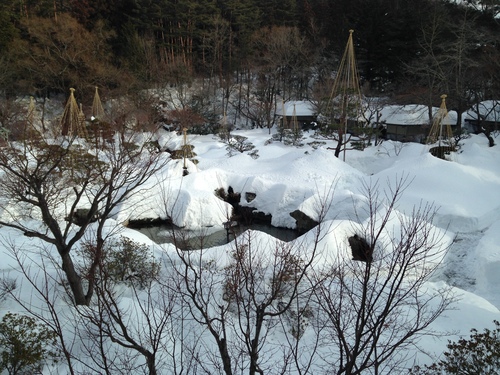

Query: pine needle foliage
[0,313,60,375]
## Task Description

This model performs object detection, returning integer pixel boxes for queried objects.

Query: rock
[348,234,372,262]
[245,192,257,203]
[252,211,272,224]
[290,210,318,233]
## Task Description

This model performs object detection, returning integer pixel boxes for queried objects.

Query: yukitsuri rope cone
[24,96,41,141]
[61,88,88,138]
[427,94,456,159]
[327,30,363,160]
[427,94,454,146]
[92,86,105,121]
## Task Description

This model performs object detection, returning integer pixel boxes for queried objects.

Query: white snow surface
[275,100,316,116]
[2,128,500,373]
[463,100,500,121]
[378,104,458,125]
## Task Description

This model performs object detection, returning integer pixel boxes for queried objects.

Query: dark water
[132,223,299,250]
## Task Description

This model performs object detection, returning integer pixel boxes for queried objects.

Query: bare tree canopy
[0,115,169,305]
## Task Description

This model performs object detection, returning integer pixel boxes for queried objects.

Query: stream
[131,222,300,250]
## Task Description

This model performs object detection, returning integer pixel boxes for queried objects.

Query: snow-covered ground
[123,129,500,364]
[2,127,500,372]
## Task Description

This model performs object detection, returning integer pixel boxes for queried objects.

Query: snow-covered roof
[463,100,500,122]
[275,100,316,117]
[379,104,458,126]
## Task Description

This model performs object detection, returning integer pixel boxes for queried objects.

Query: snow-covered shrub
[282,128,305,147]
[307,140,326,149]
[223,135,259,158]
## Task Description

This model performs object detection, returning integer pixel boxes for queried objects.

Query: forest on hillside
[0,0,499,127]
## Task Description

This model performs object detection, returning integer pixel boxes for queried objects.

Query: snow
[463,100,500,121]
[474,221,500,305]
[2,125,500,372]
[274,100,316,116]
[379,104,458,126]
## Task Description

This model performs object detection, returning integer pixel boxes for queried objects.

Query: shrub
[168,144,196,160]
[223,135,259,158]
[307,141,327,150]
[0,312,60,375]
[282,128,305,147]
[80,237,160,289]
[411,320,500,374]
[107,237,160,288]
[222,244,249,305]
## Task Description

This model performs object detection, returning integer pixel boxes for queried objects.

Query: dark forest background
[0,0,499,124]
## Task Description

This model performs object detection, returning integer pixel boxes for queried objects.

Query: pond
[130,222,300,250]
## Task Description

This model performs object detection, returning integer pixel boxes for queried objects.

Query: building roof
[275,101,316,117]
[463,100,500,122]
[379,104,457,126]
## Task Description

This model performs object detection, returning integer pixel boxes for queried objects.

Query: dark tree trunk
[249,306,265,375]
[146,353,157,375]
[61,252,88,305]
[335,128,343,158]
[217,338,233,375]
[483,129,495,147]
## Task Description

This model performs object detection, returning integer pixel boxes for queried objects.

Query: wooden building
[275,101,318,130]
[378,104,458,143]
[463,100,500,134]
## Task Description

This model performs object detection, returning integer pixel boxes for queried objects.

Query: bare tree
[7,14,124,96]
[0,98,27,141]
[225,232,319,375]
[1,243,79,375]
[168,188,333,375]
[466,100,499,147]
[0,116,169,305]
[360,96,389,147]
[171,245,234,375]
[276,271,323,375]
[170,234,314,375]
[406,2,500,139]
[251,26,314,101]
[237,26,314,132]
[239,81,276,130]
[76,254,177,375]
[463,0,500,18]
[1,233,189,375]
[311,176,455,374]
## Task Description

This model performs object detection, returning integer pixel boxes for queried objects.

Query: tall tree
[217,0,260,71]
[406,1,500,135]
[254,0,299,27]
[251,26,314,100]
[6,13,123,96]
[0,1,18,54]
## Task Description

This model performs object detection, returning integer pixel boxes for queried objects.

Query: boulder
[290,209,318,233]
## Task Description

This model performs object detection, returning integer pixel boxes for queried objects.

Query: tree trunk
[217,338,233,375]
[483,129,495,147]
[61,252,88,305]
[335,127,343,158]
[249,306,265,375]
[146,353,157,375]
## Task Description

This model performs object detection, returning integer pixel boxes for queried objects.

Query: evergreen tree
[254,0,299,27]
[217,0,260,69]
[6,13,122,96]
[0,1,17,54]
